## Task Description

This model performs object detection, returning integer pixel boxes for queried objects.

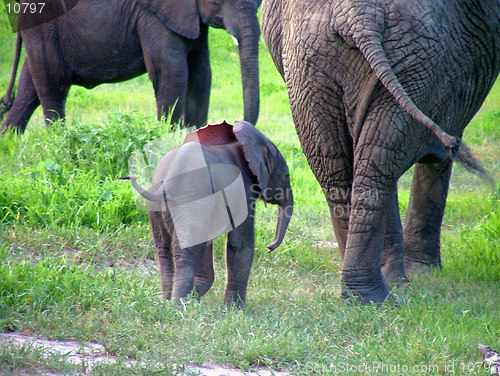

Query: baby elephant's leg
[172,242,208,300]
[194,241,215,297]
[150,210,174,300]
[225,216,255,308]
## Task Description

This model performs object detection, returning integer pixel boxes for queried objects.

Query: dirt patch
[0,333,289,375]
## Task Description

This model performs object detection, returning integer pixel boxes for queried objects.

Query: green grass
[1,5,499,376]
[0,339,80,375]
[0,337,190,375]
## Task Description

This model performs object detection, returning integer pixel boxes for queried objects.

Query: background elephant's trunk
[266,191,293,252]
[226,1,260,125]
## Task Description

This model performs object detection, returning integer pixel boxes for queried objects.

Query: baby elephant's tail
[119,176,165,201]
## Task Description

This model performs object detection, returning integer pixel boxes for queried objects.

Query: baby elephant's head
[233,121,293,252]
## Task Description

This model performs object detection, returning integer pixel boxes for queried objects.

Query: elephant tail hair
[455,143,496,192]
[118,176,166,202]
[355,35,460,150]
[0,33,22,120]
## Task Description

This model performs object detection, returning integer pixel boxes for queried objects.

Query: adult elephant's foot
[382,267,409,286]
[403,236,442,277]
[381,257,409,286]
[404,257,442,277]
[340,271,390,304]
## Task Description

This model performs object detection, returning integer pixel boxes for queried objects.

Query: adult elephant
[0,0,261,133]
[261,0,500,302]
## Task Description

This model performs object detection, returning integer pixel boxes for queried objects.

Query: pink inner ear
[183,121,238,146]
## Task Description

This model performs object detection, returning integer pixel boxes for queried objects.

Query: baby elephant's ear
[233,121,276,193]
[184,121,237,145]
[136,0,200,40]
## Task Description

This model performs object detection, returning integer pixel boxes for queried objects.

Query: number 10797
[6,2,46,14]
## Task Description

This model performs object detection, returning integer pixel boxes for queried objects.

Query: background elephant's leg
[150,210,174,300]
[194,241,215,298]
[1,62,40,133]
[403,159,453,275]
[172,242,207,300]
[185,33,211,128]
[381,188,407,285]
[152,60,187,126]
[37,83,69,125]
[23,39,69,125]
[138,20,188,125]
[225,216,255,308]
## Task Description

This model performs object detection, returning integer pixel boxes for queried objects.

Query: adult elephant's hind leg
[381,188,407,285]
[1,62,40,133]
[291,87,353,259]
[342,111,411,302]
[342,174,392,303]
[403,159,453,275]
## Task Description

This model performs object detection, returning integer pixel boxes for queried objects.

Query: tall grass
[0,113,162,231]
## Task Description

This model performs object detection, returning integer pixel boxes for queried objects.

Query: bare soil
[0,333,289,376]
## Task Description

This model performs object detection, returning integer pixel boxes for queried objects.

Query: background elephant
[123,121,293,307]
[0,0,260,133]
[261,0,500,302]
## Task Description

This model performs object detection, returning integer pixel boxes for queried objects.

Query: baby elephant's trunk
[266,190,293,252]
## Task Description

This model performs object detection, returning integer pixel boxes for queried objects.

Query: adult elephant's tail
[0,33,22,120]
[356,35,460,149]
[341,4,460,150]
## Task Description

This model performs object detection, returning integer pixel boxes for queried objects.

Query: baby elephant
[124,121,293,307]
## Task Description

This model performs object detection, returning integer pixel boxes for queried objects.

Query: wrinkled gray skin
[0,0,260,133]
[262,0,500,303]
[126,121,293,307]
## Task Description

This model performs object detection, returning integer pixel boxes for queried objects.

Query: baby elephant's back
[156,142,244,204]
